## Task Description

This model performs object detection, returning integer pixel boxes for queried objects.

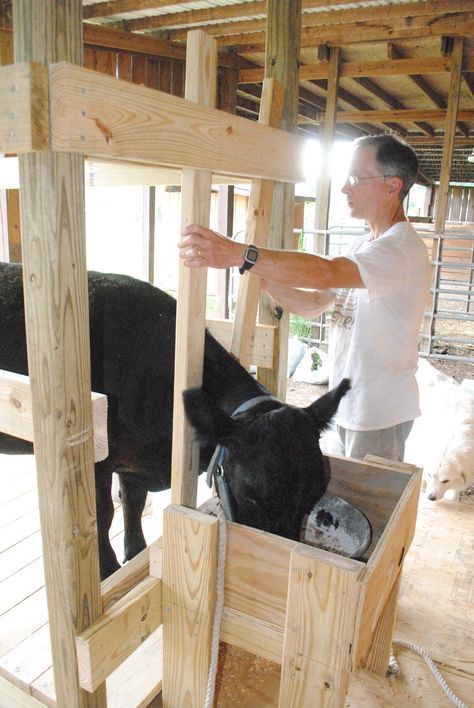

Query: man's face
[341,145,391,222]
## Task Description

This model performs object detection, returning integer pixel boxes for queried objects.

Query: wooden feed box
[159,453,421,707]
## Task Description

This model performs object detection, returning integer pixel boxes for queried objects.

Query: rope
[205,501,227,708]
[393,639,468,708]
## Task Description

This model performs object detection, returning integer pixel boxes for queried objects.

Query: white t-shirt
[328,221,431,431]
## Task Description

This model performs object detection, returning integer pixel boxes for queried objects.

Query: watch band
[239,245,259,274]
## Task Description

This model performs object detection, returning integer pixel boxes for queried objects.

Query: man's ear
[388,175,403,196]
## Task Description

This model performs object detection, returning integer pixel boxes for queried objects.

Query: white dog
[423,392,474,501]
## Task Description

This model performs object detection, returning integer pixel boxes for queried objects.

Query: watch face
[247,248,258,264]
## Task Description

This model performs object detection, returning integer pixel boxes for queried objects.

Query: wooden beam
[230,77,283,370]
[84,0,193,20]
[279,547,362,707]
[314,46,340,248]
[0,63,49,153]
[239,55,457,84]
[166,0,474,42]
[83,21,237,69]
[162,505,219,707]
[0,369,108,461]
[422,37,464,356]
[170,29,215,509]
[76,576,162,692]
[305,108,474,124]
[47,62,306,183]
[12,1,105,706]
[217,15,474,50]
[206,318,276,369]
[257,0,301,401]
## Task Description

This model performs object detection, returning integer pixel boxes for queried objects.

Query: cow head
[183,378,350,540]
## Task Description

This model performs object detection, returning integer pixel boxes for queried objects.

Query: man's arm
[178,224,364,290]
[261,280,336,320]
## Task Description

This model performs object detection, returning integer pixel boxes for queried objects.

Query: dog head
[424,450,468,501]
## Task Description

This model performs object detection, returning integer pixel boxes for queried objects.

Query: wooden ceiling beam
[352,76,433,136]
[82,22,238,67]
[240,56,460,84]
[84,0,192,20]
[124,0,473,35]
[214,15,474,50]
[304,107,474,124]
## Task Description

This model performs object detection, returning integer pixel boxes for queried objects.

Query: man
[178,134,431,462]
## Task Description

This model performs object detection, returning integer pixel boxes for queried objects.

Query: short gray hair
[354,134,419,201]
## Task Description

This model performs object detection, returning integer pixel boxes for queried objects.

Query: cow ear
[305,378,351,430]
[182,388,236,447]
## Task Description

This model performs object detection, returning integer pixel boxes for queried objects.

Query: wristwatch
[239,245,259,274]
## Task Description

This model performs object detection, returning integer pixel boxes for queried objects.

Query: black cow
[0,262,350,578]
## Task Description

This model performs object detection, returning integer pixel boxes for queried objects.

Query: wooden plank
[48,62,306,183]
[206,318,276,369]
[279,545,362,707]
[0,62,48,154]
[239,55,455,83]
[161,505,219,707]
[0,674,45,707]
[170,29,216,508]
[314,46,340,252]
[106,628,163,708]
[12,2,105,706]
[256,0,301,400]
[220,606,283,664]
[224,524,296,627]
[0,556,44,616]
[0,586,47,657]
[355,468,422,669]
[311,107,474,124]
[325,454,411,556]
[76,576,162,692]
[230,77,283,370]
[0,369,108,462]
[0,623,51,691]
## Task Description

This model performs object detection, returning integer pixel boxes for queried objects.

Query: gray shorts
[323,420,414,462]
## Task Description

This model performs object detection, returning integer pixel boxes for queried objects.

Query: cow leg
[95,464,121,579]
[119,475,148,563]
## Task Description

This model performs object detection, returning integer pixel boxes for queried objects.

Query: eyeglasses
[346,175,393,187]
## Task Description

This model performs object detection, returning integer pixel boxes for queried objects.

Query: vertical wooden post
[313,46,341,253]
[312,46,341,345]
[171,30,217,501]
[230,77,284,369]
[257,0,301,399]
[361,572,402,675]
[0,27,22,263]
[162,505,219,707]
[421,37,463,354]
[279,547,361,707]
[13,1,105,706]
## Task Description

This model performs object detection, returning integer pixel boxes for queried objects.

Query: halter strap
[205,394,278,521]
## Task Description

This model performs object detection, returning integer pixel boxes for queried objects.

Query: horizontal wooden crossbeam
[0,61,306,182]
[0,369,108,462]
[206,318,276,369]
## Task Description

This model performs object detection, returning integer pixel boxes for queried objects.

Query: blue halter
[205,394,278,521]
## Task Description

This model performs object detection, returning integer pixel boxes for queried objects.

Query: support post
[230,77,284,369]
[257,0,301,399]
[421,37,463,354]
[279,546,361,707]
[170,30,217,507]
[12,1,105,706]
[162,505,219,707]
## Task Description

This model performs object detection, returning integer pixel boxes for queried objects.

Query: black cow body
[0,262,349,578]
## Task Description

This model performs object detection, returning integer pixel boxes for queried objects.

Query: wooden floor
[1,454,473,707]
